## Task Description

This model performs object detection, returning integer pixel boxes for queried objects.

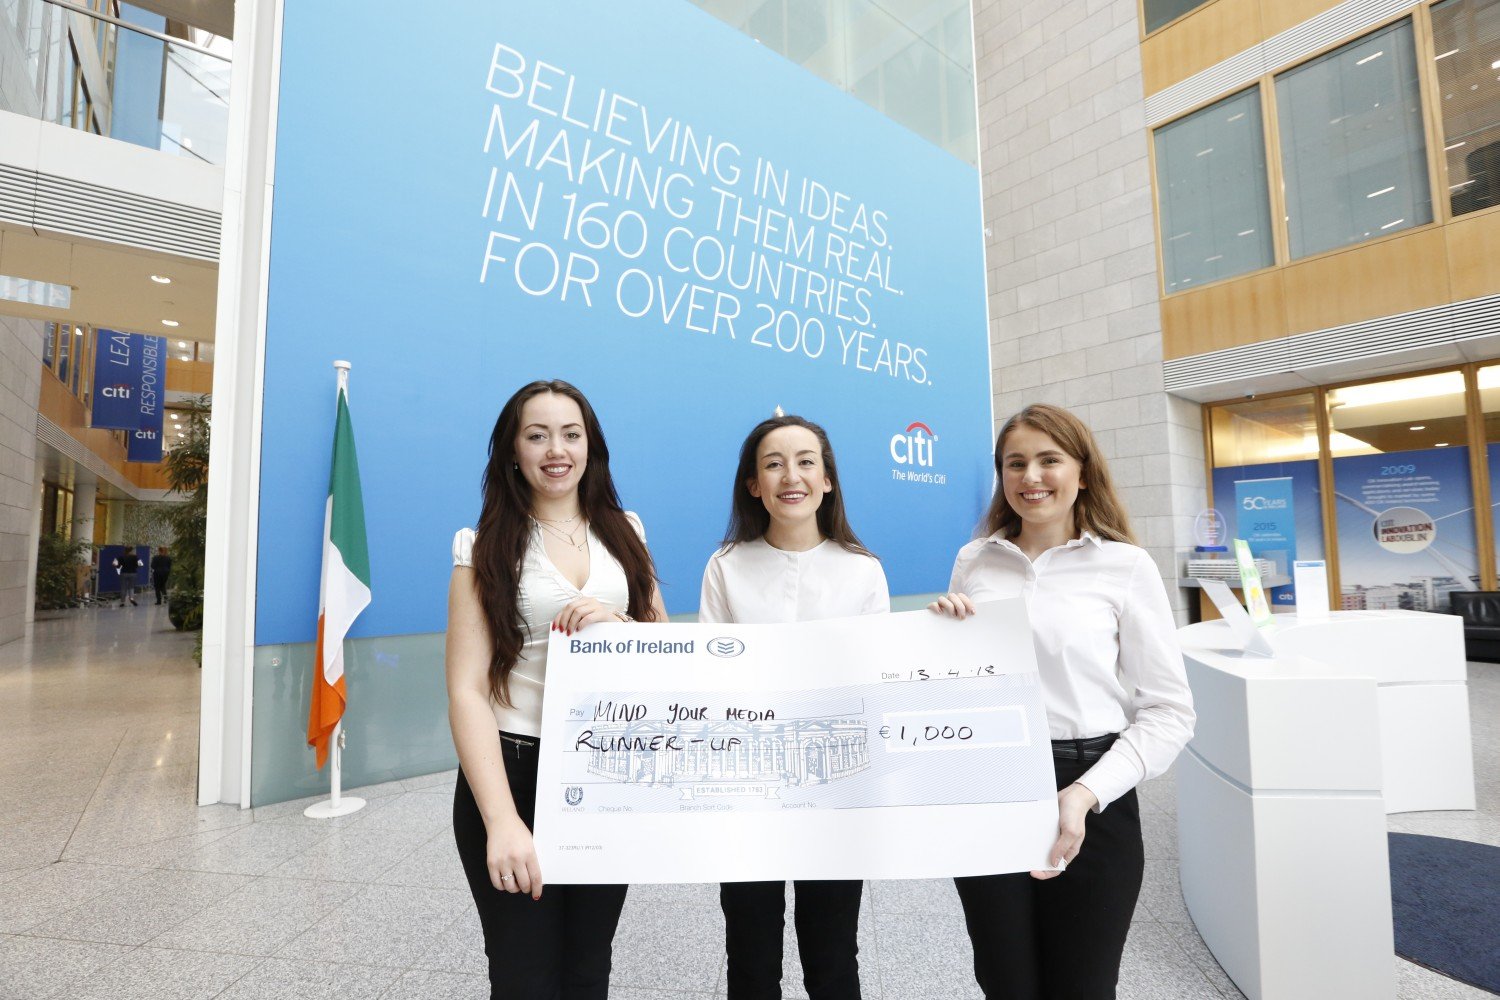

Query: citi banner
[1234,476,1297,605]
[126,334,165,463]
[257,0,993,643]
[90,329,143,430]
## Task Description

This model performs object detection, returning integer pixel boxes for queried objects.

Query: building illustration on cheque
[583,718,869,788]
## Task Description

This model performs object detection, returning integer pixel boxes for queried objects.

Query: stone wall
[971,0,1206,617]
[0,314,44,642]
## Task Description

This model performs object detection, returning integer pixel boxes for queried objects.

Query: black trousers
[721,879,863,999]
[152,574,168,603]
[953,755,1144,1000]
[452,735,628,1000]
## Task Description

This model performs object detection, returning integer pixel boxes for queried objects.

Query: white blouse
[698,537,889,625]
[948,531,1195,811]
[452,512,644,737]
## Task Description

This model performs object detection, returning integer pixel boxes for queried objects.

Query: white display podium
[1253,611,1476,814]
[1175,639,1393,1000]
[1175,610,1476,1000]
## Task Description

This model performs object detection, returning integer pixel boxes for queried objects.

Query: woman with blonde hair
[929,403,1194,1000]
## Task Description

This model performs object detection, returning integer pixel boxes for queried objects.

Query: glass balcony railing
[0,0,230,165]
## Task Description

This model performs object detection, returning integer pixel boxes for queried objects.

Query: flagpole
[305,360,366,820]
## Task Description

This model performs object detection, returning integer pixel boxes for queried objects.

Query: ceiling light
[1356,50,1384,66]
[1435,48,1458,60]
[1446,141,1466,151]
[161,319,179,327]
[1380,219,1406,230]
[1367,186,1395,198]
[1493,59,1500,70]
[150,274,171,284]
[1409,425,1426,430]
[179,354,191,361]
[1237,229,1256,236]
[1436,442,1450,447]
[176,340,187,347]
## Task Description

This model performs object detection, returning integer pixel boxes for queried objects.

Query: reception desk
[1174,611,1476,1000]
[1180,611,1476,815]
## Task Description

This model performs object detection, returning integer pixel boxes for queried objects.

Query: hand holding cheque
[532,600,1061,883]
[928,590,1100,880]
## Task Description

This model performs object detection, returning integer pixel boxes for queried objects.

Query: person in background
[929,403,1195,1000]
[113,547,142,607]
[446,378,665,1000]
[700,412,889,1000]
[150,546,172,605]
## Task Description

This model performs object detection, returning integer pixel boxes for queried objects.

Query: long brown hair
[983,403,1136,544]
[470,380,659,704]
[722,414,873,556]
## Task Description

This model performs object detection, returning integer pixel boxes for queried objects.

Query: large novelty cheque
[534,601,1060,883]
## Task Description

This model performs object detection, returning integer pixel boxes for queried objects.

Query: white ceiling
[0,224,217,341]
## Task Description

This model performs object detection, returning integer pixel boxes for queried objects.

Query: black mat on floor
[1389,832,1500,995]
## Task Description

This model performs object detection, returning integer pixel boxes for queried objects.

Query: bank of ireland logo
[890,421,937,467]
[565,786,583,806]
[708,637,745,658]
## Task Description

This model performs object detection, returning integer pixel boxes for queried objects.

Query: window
[1155,88,1275,291]
[1431,0,1500,216]
[1326,372,1477,612]
[1144,0,1214,34]
[1209,395,1325,609]
[1276,19,1433,258]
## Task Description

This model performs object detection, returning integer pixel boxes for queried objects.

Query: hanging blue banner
[126,335,166,463]
[1234,476,1298,605]
[90,328,143,429]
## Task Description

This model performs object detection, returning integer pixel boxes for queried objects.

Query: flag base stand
[305,721,366,819]
[304,795,365,818]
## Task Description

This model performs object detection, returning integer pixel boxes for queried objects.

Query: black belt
[499,731,538,758]
[1051,733,1119,762]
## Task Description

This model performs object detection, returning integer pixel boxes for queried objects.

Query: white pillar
[70,477,97,549]
[199,0,283,808]
[23,458,45,625]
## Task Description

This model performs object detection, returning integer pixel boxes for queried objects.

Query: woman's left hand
[1031,782,1098,880]
[552,596,625,635]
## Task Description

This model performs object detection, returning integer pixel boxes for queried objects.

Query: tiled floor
[1,606,1496,999]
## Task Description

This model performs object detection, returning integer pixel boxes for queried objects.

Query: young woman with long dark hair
[699,413,888,1000]
[929,403,1194,1000]
[446,379,664,999]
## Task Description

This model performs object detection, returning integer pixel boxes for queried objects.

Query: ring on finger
[500,873,514,882]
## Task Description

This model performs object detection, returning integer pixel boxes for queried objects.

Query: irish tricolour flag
[307,373,371,770]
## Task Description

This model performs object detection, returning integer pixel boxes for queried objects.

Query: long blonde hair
[983,403,1136,544]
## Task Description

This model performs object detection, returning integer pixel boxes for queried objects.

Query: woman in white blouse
[700,413,888,1000]
[929,403,1194,1000]
[446,379,665,1000]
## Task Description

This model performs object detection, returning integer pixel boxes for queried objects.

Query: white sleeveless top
[453,512,644,737]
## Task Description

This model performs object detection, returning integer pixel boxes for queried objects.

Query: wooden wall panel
[165,358,213,395]
[1142,0,1263,95]
[1280,228,1452,334]
[1445,212,1500,302]
[1161,268,1288,358]
[1258,0,1345,41]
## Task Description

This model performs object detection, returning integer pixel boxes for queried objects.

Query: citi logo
[101,384,132,399]
[133,429,157,440]
[707,637,745,658]
[890,421,937,467]
[1241,496,1288,511]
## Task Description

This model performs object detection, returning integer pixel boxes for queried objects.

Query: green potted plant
[165,396,210,634]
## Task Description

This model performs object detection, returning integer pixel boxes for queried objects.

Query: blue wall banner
[1331,447,1478,613]
[1233,477,1298,606]
[126,334,165,463]
[1214,461,1322,606]
[257,0,994,645]
[91,329,144,430]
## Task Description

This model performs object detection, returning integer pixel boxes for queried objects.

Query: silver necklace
[534,516,588,552]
